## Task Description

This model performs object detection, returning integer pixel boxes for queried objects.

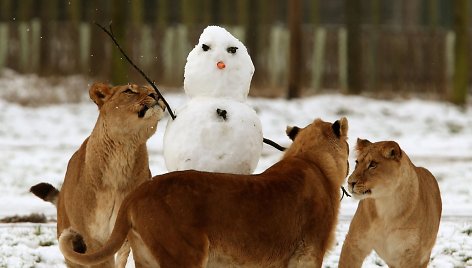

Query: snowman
[163,25,263,174]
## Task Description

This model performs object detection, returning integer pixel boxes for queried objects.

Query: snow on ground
[0,78,471,267]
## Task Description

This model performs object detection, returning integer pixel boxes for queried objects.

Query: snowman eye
[227,47,238,54]
[202,44,210,51]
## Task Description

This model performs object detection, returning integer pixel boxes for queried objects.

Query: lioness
[30,82,165,268]
[58,117,350,268]
[339,139,442,268]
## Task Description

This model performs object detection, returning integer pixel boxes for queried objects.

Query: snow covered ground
[0,75,471,267]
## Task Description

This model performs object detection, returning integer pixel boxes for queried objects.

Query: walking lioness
[339,139,442,268]
[30,82,165,268]
[59,117,350,268]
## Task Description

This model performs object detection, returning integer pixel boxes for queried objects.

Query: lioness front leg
[287,245,323,268]
[339,229,373,268]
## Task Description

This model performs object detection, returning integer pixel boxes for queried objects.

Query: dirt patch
[0,213,48,223]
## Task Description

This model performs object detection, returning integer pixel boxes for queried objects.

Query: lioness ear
[89,83,113,108]
[382,141,402,161]
[356,138,372,151]
[286,126,300,141]
[332,117,348,138]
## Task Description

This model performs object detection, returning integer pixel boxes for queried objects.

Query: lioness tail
[58,201,131,266]
[30,182,59,206]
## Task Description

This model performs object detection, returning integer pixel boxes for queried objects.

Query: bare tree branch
[96,22,176,119]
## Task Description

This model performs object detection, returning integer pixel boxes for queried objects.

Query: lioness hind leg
[287,246,323,268]
[153,231,209,268]
[115,239,131,268]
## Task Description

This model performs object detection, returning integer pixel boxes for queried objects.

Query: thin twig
[97,23,290,152]
[95,22,176,120]
[263,138,286,151]
[340,186,351,200]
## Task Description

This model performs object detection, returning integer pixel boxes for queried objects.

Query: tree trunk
[111,0,128,85]
[344,0,363,94]
[451,0,469,105]
[287,0,302,99]
[0,0,11,21]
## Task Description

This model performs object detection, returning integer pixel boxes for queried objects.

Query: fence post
[451,0,469,105]
[18,22,30,72]
[445,31,455,90]
[31,19,41,72]
[267,25,288,88]
[79,23,91,74]
[338,27,347,92]
[311,27,326,92]
[163,25,188,85]
[0,23,8,71]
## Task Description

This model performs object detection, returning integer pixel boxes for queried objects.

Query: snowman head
[184,26,255,102]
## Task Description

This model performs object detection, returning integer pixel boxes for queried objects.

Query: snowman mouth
[216,108,227,120]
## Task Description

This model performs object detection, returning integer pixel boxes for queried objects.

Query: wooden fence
[0,21,467,96]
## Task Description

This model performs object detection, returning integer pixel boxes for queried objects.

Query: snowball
[164,97,263,174]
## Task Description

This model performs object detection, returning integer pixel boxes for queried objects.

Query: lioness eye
[368,161,377,169]
[123,88,136,94]
[202,44,210,51]
[227,46,238,54]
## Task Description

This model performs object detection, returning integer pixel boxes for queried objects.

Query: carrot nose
[217,61,226,69]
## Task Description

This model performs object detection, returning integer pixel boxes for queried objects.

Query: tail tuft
[30,182,59,206]
[71,230,87,253]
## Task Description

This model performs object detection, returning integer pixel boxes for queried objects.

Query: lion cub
[339,139,442,268]
[58,117,350,268]
[30,82,165,268]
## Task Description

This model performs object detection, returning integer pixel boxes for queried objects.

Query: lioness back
[59,117,350,268]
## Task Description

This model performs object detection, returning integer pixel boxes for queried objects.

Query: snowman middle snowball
[163,26,263,174]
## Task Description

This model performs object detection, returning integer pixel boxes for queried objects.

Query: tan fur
[339,139,442,268]
[55,82,165,268]
[59,117,350,268]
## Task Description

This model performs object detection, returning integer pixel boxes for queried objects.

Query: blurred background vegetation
[0,0,470,104]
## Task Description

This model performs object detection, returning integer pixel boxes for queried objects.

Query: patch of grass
[446,121,463,134]
[35,255,42,263]
[336,107,353,116]
[461,227,472,236]
[39,240,55,247]
[34,225,42,236]
[0,213,47,223]
[463,256,472,263]
[442,247,458,255]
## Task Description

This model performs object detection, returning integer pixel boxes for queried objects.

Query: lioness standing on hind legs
[58,117,350,268]
[30,82,166,268]
[339,139,442,268]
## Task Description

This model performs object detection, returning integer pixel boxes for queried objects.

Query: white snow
[0,77,471,267]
